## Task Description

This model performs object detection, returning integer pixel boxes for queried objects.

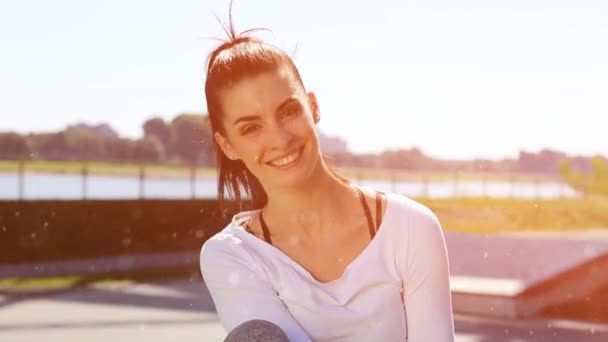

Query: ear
[307,92,320,124]
[214,132,240,161]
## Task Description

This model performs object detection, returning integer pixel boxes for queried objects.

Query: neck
[262,160,355,237]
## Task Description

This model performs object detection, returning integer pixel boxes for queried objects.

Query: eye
[281,104,301,119]
[241,124,260,135]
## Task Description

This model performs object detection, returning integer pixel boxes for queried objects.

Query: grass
[0,267,199,292]
[1,159,559,182]
[0,275,85,290]
[0,160,216,178]
[0,275,133,292]
[419,195,608,234]
[336,167,554,182]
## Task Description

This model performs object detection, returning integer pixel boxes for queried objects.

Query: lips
[266,147,303,168]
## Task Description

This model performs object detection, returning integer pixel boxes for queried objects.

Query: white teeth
[270,150,301,167]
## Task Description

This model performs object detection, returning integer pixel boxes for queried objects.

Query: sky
[1,0,607,160]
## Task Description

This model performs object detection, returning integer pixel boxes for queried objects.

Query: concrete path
[1,279,607,341]
[0,279,226,342]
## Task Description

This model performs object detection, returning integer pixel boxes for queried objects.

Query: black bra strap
[356,187,376,239]
[375,191,384,231]
[258,188,383,245]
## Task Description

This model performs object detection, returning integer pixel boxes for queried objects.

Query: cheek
[232,139,264,165]
[289,115,316,136]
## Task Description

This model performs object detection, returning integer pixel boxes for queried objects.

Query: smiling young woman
[199,7,455,342]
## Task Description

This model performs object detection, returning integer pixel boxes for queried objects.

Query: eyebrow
[232,97,298,126]
[233,115,259,126]
[275,97,298,114]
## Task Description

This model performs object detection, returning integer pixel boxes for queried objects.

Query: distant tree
[66,122,119,139]
[330,151,363,168]
[28,132,68,160]
[516,149,567,174]
[317,130,349,155]
[380,150,414,169]
[143,117,170,148]
[169,113,213,165]
[0,132,31,160]
[379,148,428,170]
[133,136,165,163]
[64,127,105,160]
[560,156,608,196]
[103,138,134,162]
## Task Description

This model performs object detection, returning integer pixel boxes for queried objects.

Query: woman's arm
[399,202,455,341]
[200,239,312,342]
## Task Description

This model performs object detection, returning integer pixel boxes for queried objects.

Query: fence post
[81,163,88,200]
[453,172,459,198]
[190,162,196,199]
[139,164,145,199]
[508,172,513,199]
[421,175,429,198]
[18,159,25,201]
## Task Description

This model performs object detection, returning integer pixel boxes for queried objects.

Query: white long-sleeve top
[200,192,455,341]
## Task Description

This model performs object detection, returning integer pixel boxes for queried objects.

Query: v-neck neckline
[231,192,394,288]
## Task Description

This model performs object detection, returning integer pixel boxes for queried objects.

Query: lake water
[0,173,578,200]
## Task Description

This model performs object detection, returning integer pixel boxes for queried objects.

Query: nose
[268,121,293,150]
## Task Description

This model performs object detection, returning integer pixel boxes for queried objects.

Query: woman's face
[214,66,322,190]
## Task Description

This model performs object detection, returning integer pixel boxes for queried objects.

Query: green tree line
[561,157,608,196]
[0,114,213,166]
[1,115,605,179]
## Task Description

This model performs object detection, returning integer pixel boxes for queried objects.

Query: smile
[267,147,303,168]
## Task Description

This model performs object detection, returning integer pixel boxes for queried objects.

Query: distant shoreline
[0,159,563,182]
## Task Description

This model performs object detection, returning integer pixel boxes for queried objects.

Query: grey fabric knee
[224,319,290,342]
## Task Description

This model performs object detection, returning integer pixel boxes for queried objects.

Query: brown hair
[205,6,307,210]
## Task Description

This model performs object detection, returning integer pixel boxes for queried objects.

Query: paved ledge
[0,251,200,279]
[447,231,608,319]
[450,276,525,297]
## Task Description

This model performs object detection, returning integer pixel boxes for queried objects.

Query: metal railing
[6,160,577,200]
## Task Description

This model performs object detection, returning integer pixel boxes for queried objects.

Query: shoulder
[200,224,242,258]
[384,194,450,277]
[199,211,259,275]
[385,192,441,229]
[200,211,281,290]
[382,192,446,255]
[356,185,439,228]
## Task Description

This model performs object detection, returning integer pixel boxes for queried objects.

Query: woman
[200,17,455,342]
